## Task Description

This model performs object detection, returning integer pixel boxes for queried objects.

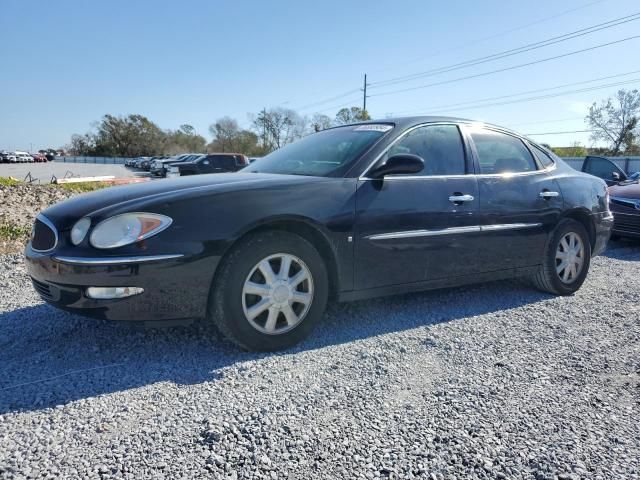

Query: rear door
[582,156,627,186]
[355,123,483,290]
[466,126,564,269]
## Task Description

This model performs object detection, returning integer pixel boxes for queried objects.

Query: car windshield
[246,124,392,176]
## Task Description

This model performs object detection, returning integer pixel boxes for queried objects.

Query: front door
[354,123,482,290]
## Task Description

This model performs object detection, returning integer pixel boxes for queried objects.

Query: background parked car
[581,156,637,186]
[0,151,15,163]
[14,151,34,162]
[31,153,47,162]
[167,153,249,176]
[150,154,201,177]
[608,178,640,240]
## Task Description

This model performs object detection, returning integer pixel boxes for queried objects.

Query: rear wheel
[209,230,329,351]
[532,218,591,295]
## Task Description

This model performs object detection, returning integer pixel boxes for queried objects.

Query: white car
[14,151,34,163]
[1,151,17,163]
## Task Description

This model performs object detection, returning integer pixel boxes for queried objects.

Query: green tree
[587,89,640,155]
[335,107,371,125]
[90,114,165,157]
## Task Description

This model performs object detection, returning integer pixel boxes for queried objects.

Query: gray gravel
[0,242,638,479]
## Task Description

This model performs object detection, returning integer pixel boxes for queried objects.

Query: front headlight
[89,212,172,249]
[71,217,91,245]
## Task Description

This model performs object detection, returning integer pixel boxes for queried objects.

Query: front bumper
[611,211,640,239]
[25,244,219,324]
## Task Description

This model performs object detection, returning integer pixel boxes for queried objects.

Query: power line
[508,116,586,127]
[405,78,640,115]
[525,130,595,135]
[369,35,640,98]
[293,89,362,111]
[370,12,640,89]
[367,0,605,75]
[393,69,640,115]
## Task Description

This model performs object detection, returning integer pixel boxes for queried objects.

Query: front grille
[31,216,57,252]
[613,212,640,234]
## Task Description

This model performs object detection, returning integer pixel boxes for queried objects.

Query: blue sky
[1,0,639,151]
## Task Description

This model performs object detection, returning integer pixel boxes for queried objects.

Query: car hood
[609,181,640,199]
[42,173,333,229]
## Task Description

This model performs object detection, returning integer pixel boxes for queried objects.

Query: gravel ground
[0,242,638,479]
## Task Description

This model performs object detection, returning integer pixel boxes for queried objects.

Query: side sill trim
[366,223,542,241]
[52,254,184,265]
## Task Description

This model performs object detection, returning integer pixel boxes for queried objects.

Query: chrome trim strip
[367,226,481,240]
[52,254,184,265]
[366,223,542,241]
[31,214,59,253]
[480,223,542,232]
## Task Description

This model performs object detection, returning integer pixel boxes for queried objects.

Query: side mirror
[369,154,424,178]
[612,171,621,181]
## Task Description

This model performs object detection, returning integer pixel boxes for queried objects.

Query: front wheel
[209,230,329,351]
[532,218,591,295]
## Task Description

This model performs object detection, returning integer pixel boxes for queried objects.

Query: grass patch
[55,181,108,193]
[0,223,31,241]
[0,177,21,186]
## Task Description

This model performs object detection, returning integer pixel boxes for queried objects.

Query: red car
[31,153,47,162]
[609,181,640,240]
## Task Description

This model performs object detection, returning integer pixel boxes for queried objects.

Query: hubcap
[242,253,314,335]
[555,232,585,284]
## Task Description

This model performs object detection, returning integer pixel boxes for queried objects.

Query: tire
[532,218,591,295]
[209,230,329,351]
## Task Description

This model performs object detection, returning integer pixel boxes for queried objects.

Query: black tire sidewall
[213,231,329,351]
[544,219,592,295]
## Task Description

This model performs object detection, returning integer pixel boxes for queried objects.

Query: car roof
[338,116,528,140]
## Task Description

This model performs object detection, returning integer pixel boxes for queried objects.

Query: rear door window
[470,129,537,174]
[529,143,554,168]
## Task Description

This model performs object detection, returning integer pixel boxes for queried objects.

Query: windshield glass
[246,124,392,176]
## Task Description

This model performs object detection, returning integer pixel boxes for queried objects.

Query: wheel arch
[216,216,342,299]
[559,208,596,252]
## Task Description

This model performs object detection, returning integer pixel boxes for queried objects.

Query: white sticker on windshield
[353,124,393,132]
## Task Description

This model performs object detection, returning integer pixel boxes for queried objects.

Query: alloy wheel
[555,232,585,284]
[242,253,314,335]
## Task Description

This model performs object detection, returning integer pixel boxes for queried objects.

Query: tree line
[66,107,370,157]
[65,89,640,158]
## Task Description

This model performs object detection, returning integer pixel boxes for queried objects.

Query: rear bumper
[25,244,220,324]
[593,212,614,256]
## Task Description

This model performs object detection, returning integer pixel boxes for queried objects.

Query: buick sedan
[26,117,613,351]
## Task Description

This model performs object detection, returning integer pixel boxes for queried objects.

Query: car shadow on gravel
[601,239,640,260]
[0,278,552,414]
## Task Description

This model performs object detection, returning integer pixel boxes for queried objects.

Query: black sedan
[25,117,613,351]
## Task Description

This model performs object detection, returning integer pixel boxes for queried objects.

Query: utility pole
[362,74,368,112]
[261,107,267,150]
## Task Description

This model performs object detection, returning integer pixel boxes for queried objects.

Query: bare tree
[310,113,333,132]
[587,89,640,155]
[209,117,241,152]
[335,107,371,125]
[252,108,307,152]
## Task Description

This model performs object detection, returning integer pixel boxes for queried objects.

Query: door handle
[539,191,559,199]
[449,194,475,203]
